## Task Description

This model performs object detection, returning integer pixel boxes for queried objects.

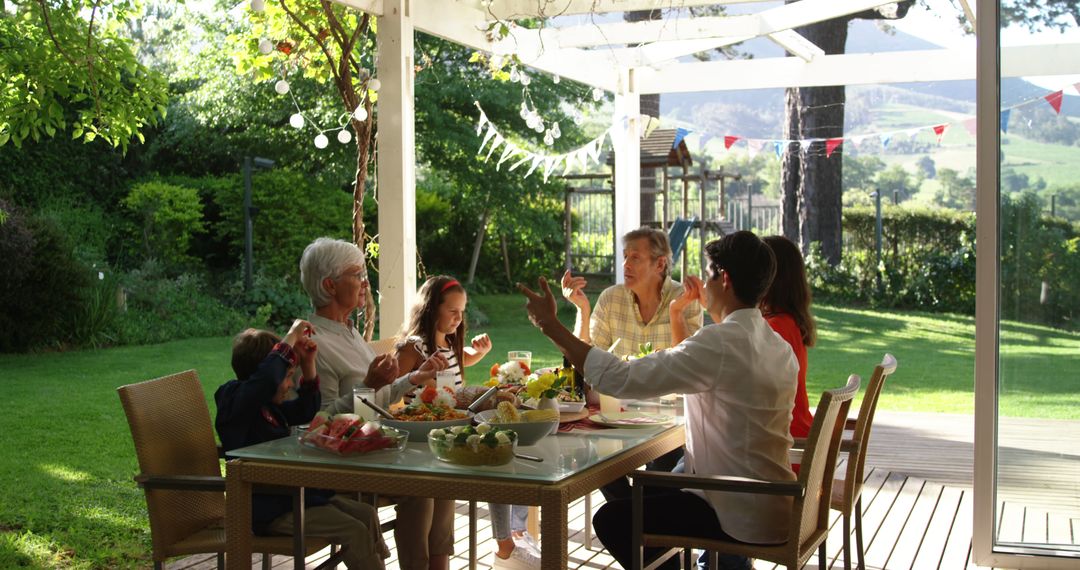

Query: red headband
[441,279,461,292]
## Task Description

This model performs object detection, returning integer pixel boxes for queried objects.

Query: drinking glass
[507,350,532,371]
[353,386,376,420]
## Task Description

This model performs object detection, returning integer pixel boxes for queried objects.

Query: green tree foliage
[123,179,205,266]
[410,34,596,286]
[876,165,921,203]
[932,168,976,210]
[0,0,169,151]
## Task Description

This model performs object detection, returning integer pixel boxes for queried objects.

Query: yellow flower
[524,382,545,400]
[484,377,499,388]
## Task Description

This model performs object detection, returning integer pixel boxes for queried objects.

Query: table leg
[539,489,568,570]
[225,462,253,569]
[469,500,477,570]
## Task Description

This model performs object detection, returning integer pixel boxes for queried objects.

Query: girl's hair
[396,275,467,380]
[761,236,816,347]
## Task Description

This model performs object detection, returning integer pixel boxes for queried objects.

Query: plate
[588,411,674,429]
[558,400,586,413]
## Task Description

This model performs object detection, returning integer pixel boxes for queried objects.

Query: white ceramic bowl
[474,409,558,446]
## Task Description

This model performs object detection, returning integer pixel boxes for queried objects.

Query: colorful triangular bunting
[932,124,949,144]
[825,138,844,158]
[1045,90,1064,114]
[724,136,741,150]
[962,118,977,136]
[1001,109,1011,133]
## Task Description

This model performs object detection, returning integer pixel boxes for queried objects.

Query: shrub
[115,261,249,345]
[0,201,92,351]
[195,169,353,280]
[122,180,206,268]
[224,271,312,333]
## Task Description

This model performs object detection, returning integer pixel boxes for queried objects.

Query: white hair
[300,238,365,308]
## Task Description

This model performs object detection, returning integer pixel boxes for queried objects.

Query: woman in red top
[762,236,817,439]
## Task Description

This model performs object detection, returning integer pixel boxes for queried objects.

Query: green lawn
[2,295,1078,568]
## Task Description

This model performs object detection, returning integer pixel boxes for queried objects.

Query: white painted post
[377,0,416,338]
[611,68,641,284]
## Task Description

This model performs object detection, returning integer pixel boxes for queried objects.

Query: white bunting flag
[524,155,543,178]
[484,134,504,161]
[508,153,533,172]
[479,125,497,154]
[497,144,518,170]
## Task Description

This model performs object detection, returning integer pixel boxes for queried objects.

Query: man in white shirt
[518,231,797,570]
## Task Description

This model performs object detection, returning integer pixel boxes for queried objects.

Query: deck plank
[886,480,944,570]
[911,485,963,570]
[940,489,975,570]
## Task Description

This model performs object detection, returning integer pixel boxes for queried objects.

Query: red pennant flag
[825,138,843,158]
[1045,91,1064,114]
[962,118,977,136]
[724,136,741,150]
[932,124,949,143]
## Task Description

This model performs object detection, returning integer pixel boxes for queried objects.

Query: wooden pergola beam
[546,0,899,48]
[486,0,773,20]
[634,43,1080,93]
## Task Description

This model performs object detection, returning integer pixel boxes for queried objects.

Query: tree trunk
[350,101,376,340]
[779,7,849,264]
[466,208,490,285]
[780,88,801,243]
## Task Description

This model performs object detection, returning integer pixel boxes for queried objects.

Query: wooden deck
[170,411,1080,570]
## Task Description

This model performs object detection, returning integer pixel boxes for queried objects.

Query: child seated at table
[215,319,389,570]
[394,276,539,569]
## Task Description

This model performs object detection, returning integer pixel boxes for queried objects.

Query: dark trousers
[600,447,685,501]
[593,487,736,570]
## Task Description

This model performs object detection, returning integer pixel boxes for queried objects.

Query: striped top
[402,336,462,403]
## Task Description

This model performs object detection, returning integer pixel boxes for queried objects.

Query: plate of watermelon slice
[297,412,409,455]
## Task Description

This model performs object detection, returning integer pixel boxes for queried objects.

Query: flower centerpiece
[484,360,530,387]
[524,369,570,400]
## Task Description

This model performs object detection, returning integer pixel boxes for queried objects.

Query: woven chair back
[792,374,859,548]
[118,370,224,557]
[842,354,898,511]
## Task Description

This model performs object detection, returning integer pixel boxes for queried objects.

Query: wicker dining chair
[828,354,898,570]
[629,374,861,570]
[117,369,341,570]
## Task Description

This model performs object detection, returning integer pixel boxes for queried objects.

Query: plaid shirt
[590,277,703,358]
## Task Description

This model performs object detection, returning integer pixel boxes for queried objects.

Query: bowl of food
[380,386,473,442]
[427,423,517,466]
[298,413,408,455]
[474,402,559,446]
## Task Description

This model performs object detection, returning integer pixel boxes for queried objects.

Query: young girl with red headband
[394,275,492,395]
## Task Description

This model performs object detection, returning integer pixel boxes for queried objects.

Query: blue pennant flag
[672,127,691,149]
[773,141,784,159]
[880,134,892,150]
[1001,109,1011,134]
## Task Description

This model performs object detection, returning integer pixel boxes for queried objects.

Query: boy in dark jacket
[215,319,388,570]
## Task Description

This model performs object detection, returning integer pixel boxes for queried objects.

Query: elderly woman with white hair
[299,237,456,570]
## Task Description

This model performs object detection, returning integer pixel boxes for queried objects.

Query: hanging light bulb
[592,88,604,101]
[553,75,561,84]
[551,122,561,139]
[519,73,531,86]
[289,113,305,129]
[368,78,382,92]
[543,132,554,146]
[525,114,538,129]
[251,0,265,12]
[258,38,274,54]
[534,121,545,133]
[314,133,329,149]
[573,112,584,126]
[519,107,529,120]
[509,68,520,83]
[337,129,353,144]
[353,105,368,121]
[274,79,290,94]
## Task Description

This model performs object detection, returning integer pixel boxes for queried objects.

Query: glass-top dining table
[224,416,686,570]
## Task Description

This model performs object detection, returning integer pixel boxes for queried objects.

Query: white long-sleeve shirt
[585,307,798,544]
[307,313,414,414]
